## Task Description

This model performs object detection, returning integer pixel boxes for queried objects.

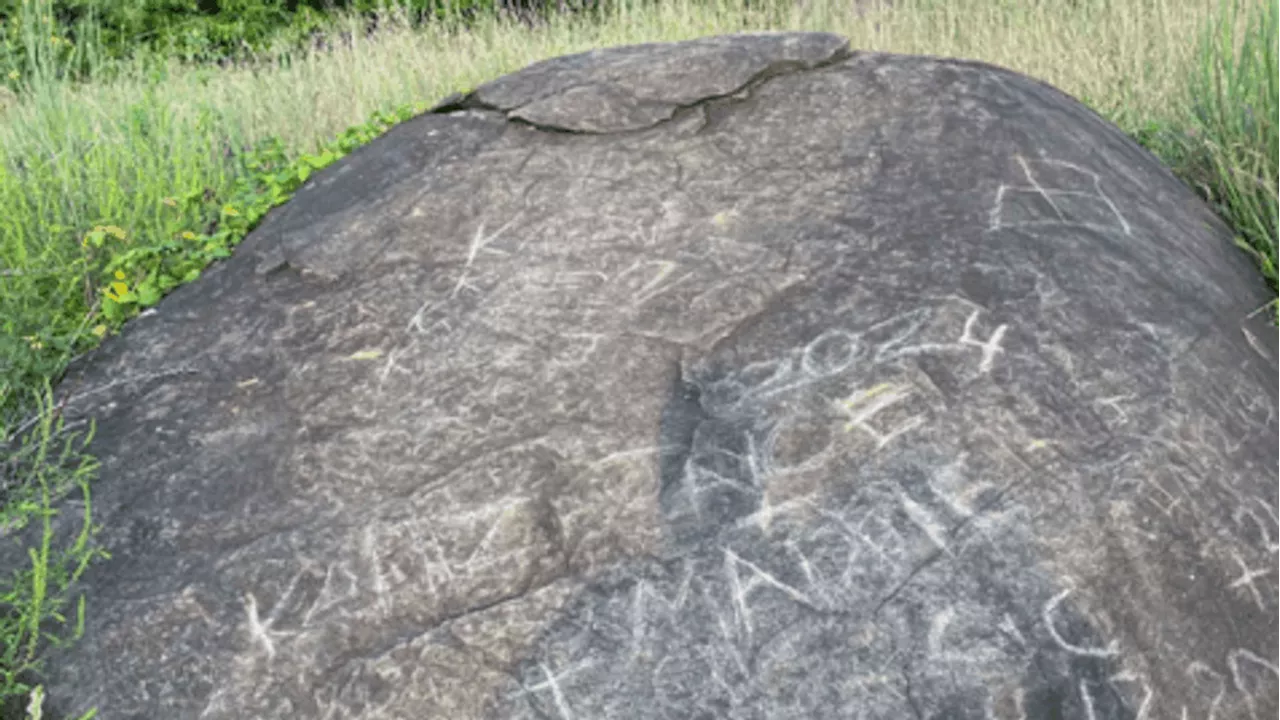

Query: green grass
[0,0,1275,716]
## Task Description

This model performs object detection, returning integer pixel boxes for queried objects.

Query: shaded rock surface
[3,31,1277,720]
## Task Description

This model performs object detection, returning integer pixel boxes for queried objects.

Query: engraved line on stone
[615,259,686,306]
[1016,155,1067,221]
[744,431,770,490]
[724,547,818,639]
[1110,671,1154,720]
[1140,473,1185,517]
[1093,394,1137,425]
[834,382,926,449]
[898,491,952,556]
[505,659,592,719]
[742,495,812,535]
[375,343,413,396]
[301,561,359,626]
[552,332,606,367]
[950,309,1007,374]
[1234,496,1280,554]
[815,506,894,575]
[628,566,696,644]
[1223,645,1274,717]
[1042,588,1120,658]
[875,310,1007,375]
[1076,157,1133,236]
[988,155,1132,235]
[1079,680,1100,720]
[451,215,521,299]
[852,512,899,570]
[800,329,858,377]
[789,538,835,610]
[928,454,987,519]
[998,613,1027,649]
[869,308,933,364]
[1242,325,1269,360]
[1186,661,1226,720]
[707,583,753,681]
[362,525,391,618]
[926,607,955,659]
[242,591,296,662]
[1227,550,1274,612]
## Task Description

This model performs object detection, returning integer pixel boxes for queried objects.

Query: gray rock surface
[4,31,1277,720]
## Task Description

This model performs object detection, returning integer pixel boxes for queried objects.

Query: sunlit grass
[0,0,1273,716]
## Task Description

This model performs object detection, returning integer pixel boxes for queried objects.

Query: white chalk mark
[834,382,925,449]
[869,309,933,364]
[733,356,808,406]
[787,540,836,610]
[177,584,217,628]
[1087,164,1133,235]
[1241,325,1271,361]
[461,499,521,568]
[680,446,759,522]
[1223,645,1274,717]
[989,154,1131,236]
[1139,473,1185,517]
[988,184,1009,230]
[199,688,236,720]
[362,526,390,617]
[450,214,521,299]
[706,584,753,681]
[1079,680,1099,720]
[242,591,297,662]
[958,310,1008,373]
[242,564,330,662]
[899,492,952,555]
[553,270,610,289]
[1093,394,1137,425]
[814,507,895,577]
[552,332,606,367]
[302,561,361,625]
[874,308,1006,375]
[998,613,1027,649]
[417,527,457,595]
[629,572,697,666]
[1227,551,1273,611]
[403,215,523,335]
[504,660,592,719]
[616,259,688,306]
[754,420,782,483]
[404,297,442,336]
[724,547,818,638]
[1042,589,1120,658]
[1109,671,1154,720]
[928,454,989,519]
[927,607,955,658]
[850,672,906,703]
[1234,497,1280,554]
[743,495,811,535]
[375,344,412,396]
[800,329,858,377]
[1017,155,1067,221]
[727,320,888,408]
[1186,661,1226,720]
[744,431,770,491]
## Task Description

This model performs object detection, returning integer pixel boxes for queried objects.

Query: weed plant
[0,0,1274,717]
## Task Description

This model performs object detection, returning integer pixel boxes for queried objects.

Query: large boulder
[5,31,1277,720]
